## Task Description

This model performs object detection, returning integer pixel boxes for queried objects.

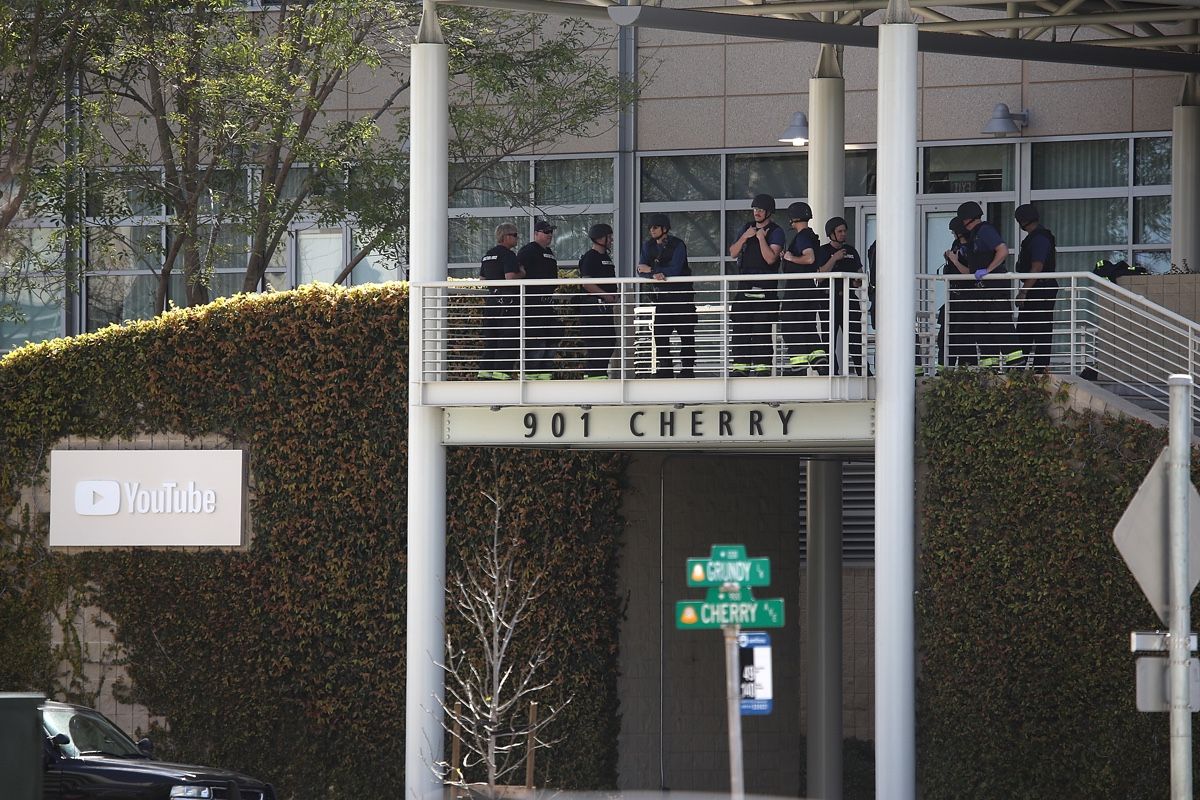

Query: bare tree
[435,493,570,798]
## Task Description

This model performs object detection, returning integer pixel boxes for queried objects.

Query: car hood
[78,755,268,787]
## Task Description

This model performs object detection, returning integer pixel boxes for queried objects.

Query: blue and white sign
[737,631,773,715]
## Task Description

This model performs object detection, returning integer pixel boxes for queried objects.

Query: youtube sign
[50,449,244,547]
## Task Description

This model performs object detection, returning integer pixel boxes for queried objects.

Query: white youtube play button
[74,480,120,516]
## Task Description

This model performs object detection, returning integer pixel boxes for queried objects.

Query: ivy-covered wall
[918,371,1200,798]
[0,284,624,799]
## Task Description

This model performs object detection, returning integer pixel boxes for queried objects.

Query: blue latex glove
[974,268,989,281]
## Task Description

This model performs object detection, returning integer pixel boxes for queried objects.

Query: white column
[1172,74,1200,274]
[874,1,917,798]
[406,3,449,800]
[808,44,845,234]
[806,46,847,800]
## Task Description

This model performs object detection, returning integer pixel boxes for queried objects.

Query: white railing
[917,270,1200,423]
[412,270,1200,420]
[411,273,873,405]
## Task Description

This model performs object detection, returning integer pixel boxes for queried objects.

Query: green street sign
[676,597,785,630]
[686,544,771,588]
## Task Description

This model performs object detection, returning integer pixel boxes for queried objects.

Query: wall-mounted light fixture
[777,112,809,146]
[982,103,1030,137]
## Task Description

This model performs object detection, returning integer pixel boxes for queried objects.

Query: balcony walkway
[412,271,1200,447]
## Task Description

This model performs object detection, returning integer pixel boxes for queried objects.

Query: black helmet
[787,201,813,222]
[647,213,671,230]
[751,194,776,215]
[949,217,968,237]
[825,216,848,237]
[956,201,984,222]
[1014,203,1039,227]
[588,222,613,242]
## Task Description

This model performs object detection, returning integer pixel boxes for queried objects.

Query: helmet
[787,202,813,222]
[956,201,984,222]
[751,194,776,214]
[647,213,671,230]
[825,216,848,237]
[949,217,968,237]
[588,222,613,242]
[1014,203,1039,227]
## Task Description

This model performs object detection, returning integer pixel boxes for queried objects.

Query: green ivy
[918,370,1198,798]
[0,284,625,799]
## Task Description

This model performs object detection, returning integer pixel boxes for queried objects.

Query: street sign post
[1114,376,1196,800]
[675,545,785,800]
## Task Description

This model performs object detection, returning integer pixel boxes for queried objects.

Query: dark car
[40,701,274,800]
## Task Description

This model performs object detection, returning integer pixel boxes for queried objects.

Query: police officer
[637,214,696,378]
[815,216,865,375]
[577,223,618,379]
[956,200,1021,367]
[778,201,822,375]
[478,223,523,380]
[728,194,785,375]
[516,219,562,380]
[940,216,975,366]
[1014,203,1058,371]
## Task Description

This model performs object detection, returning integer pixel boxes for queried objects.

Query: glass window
[198,169,249,216]
[297,227,345,285]
[845,150,877,196]
[85,273,162,330]
[544,213,613,263]
[450,161,530,208]
[1057,249,1126,271]
[1035,198,1128,247]
[85,171,162,218]
[1031,139,1127,190]
[351,230,403,284]
[727,152,807,201]
[279,167,311,201]
[1135,137,1171,186]
[1134,196,1170,245]
[0,286,62,351]
[1134,250,1171,274]
[193,226,249,272]
[924,144,1013,193]
[167,271,246,304]
[641,155,722,203]
[638,211,721,259]
[535,159,613,205]
[86,226,162,272]
[449,216,523,263]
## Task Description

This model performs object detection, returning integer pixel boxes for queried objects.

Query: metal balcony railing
[917,271,1200,424]
[411,270,1200,421]
[410,273,873,406]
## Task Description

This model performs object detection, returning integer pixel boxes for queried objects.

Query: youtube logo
[75,480,120,516]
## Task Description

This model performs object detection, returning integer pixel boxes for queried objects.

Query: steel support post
[807,458,844,800]
[1168,374,1194,800]
[874,3,918,798]
[617,21,638,277]
[1173,75,1200,275]
[406,4,449,800]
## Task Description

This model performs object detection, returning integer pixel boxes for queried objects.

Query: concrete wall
[616,451,875,794]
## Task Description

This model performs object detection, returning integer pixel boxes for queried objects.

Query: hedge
[918,370,1200,798]
[0,284,625,799]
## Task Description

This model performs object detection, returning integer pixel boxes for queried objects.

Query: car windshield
[42,707,143,758]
